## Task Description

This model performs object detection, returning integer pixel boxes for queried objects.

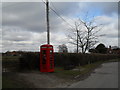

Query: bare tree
[58,44,68,53]
[68,17,104,53]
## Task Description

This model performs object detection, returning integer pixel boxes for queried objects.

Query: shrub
[19,52,40,71]
[19,52,119,71]
[54,53,119,67]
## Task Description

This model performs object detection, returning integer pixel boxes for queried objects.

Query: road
[68,62,118,88]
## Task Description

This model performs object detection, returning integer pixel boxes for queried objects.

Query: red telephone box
[40,44,54,72]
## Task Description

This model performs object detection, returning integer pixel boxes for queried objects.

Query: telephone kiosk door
[40,44,54,72]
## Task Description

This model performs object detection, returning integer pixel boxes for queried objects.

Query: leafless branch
[67,14,104,53]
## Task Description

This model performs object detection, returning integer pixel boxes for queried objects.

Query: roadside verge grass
[54,61,103,80]
[54,59,119,81]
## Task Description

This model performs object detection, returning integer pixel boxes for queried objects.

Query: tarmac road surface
[68,62,118,88]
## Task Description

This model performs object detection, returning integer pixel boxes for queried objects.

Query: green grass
[103,58,120,63]
[54,67,81,78]
[54,59,120,80]
[54,61,103,79]
[78,61,102,75]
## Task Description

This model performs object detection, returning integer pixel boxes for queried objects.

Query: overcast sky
[1,0,119,52]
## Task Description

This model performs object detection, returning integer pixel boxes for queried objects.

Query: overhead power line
[50,2,76,23]
[42,0,74,29]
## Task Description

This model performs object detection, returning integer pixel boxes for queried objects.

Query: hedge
[19,52,119,70]
[54,53,118,66]
[19,52,40,70]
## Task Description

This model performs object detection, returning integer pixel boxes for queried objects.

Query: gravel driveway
[17,71,68,88]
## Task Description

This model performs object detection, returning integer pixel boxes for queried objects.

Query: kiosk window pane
[50,50,53,69]
[42,50,46,64]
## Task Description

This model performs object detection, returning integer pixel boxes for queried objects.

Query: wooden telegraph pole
[75,22,78,53]
[77,30,78,53]
[46,0,50,44]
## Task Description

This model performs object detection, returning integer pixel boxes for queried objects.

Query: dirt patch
[2,62,104,88]
[18,71,67,88]
[3,71,71,88]
[2,72,35,88]
[2,63,103,88]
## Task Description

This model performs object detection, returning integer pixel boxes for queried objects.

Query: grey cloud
[2,2,79,33]
[3,2,44,16]
[3,2,46,33]
[2,2,118,52]
[99,36,118,47]
[106,34,118,38]
[101,2,118,15]
[3,2,117,33]
[2,27,32,42]
[79,2,118,16]
[49,2,80,17]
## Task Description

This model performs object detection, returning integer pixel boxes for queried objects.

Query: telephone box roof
[41,44,53,47]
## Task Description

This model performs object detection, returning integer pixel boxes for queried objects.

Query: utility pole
[75,22,78,53]
[77,30,78,53]
[46,0,50,44]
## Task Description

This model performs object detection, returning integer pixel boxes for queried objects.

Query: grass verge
[54,61,103,80]
[54,59,119,81]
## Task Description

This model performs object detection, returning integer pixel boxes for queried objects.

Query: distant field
[2,56,20,61]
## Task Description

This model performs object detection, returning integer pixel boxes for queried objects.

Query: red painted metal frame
[40,44,54,72]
